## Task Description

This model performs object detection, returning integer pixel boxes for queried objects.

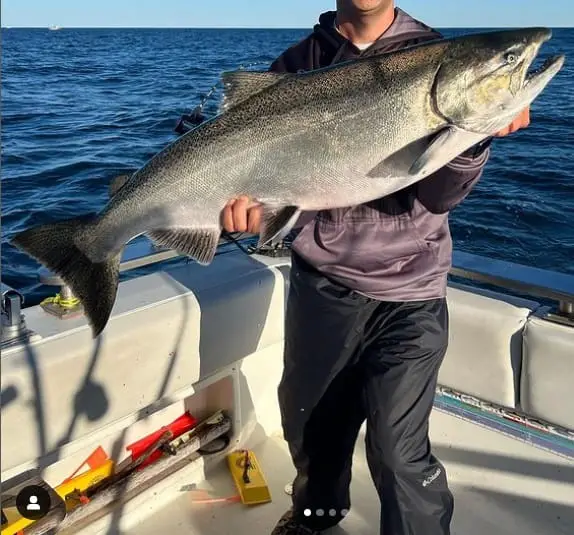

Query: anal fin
[258,205,301,247]
[147,227,221,265]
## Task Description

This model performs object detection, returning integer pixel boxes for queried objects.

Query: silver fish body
[11,27,565,337]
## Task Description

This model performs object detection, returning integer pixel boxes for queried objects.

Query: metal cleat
[1,283,36,349]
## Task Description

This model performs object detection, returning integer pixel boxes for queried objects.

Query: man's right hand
[221,195,262,233]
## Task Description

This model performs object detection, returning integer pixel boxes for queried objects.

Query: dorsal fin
[219,71,288,113]
[108,173,131,198]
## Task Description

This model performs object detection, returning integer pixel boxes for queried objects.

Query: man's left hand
[495,107,530,137]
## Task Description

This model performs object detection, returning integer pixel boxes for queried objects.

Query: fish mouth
[519,28,565,89]
[524,54,565,87]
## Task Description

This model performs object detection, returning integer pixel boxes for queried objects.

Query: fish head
[433,28,565,135]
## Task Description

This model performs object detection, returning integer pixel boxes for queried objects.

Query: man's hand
[221,195,262,233]
[494,107,530,137]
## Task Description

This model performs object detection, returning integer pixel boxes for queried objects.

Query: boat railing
[449,250,574,325]
[2,234,573,347]
[36,235,574,319]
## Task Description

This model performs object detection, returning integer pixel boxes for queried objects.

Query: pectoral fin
[408,126,487,177]
[367,137,431,178]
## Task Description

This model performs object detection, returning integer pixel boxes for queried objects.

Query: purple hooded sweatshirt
[269,8,492,302]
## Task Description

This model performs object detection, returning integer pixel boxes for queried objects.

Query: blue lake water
[2,27,573,302]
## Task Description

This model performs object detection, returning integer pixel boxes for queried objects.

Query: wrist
[461,137,493,159]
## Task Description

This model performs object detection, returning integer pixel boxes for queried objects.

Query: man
[223,2,529,534]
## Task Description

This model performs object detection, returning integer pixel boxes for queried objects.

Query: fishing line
[175,61,271,134]
[219,231,257,255]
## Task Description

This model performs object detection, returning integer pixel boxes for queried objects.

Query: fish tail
[10,215,121,338]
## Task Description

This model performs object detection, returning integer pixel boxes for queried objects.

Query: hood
[312,8,442,63]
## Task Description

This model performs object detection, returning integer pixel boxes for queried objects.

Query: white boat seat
[521,314,574,430]
[439,282,541,408]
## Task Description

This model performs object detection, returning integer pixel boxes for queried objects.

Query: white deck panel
[126,409,574,535]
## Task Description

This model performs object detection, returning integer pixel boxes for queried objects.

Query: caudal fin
[10,216,121,338]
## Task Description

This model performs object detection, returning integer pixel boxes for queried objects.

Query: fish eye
[505,52,518,64]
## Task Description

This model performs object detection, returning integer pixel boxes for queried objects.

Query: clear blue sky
[2,0,573,29]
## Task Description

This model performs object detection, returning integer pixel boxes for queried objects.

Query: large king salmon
[11,27,565,337]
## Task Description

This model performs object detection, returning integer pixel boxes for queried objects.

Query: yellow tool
[226,449,271,505]
[0,506,25,535]
[1,460,114,535]
[56,459,115,511]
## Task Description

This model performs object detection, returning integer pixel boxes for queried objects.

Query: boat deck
[127,409,574,535]
[3,250,573,535]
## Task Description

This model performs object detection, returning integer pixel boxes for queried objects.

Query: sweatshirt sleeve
[415,140,492,214]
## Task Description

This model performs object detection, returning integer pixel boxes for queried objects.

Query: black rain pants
[278,252,454,535]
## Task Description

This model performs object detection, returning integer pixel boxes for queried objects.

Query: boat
[1,233,573,534]
[49,26,62,31]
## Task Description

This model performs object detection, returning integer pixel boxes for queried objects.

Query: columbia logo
[422,468,442,487]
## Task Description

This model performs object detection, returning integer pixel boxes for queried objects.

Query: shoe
[270,509,321,534]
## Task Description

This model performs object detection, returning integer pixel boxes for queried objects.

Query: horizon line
[3,24,573,29]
